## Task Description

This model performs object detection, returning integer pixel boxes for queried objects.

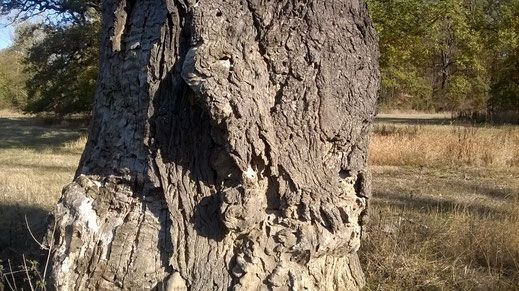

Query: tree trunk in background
[44,0,379,290]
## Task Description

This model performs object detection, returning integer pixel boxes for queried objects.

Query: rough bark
[44,0,379,290]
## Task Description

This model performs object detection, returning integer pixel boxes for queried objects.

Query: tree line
[0,0,100,115]
[0,0,518,115]
[369,0,519,113]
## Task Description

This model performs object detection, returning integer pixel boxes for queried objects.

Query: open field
[0,112,518,290]
[361,115,519,290]
[0,115,86,266]
[370,120,519,168]
[361,166,519,290]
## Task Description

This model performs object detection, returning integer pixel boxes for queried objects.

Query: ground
[0,110,517,289]
[0,110,86,287]
[362,114,519,290]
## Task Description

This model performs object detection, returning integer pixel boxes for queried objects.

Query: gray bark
[44,0,380,290]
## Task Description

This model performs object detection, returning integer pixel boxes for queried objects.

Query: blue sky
[0,15,15,49]
[0,25,14,49]
[0,12,50,49]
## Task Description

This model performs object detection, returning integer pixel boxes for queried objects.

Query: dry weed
[61,135,87,152]
[361,166,519,290]
[370,124,519,168]
[0,109,27,118]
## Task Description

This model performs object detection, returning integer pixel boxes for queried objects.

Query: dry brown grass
[0,109,27,118]
[376,111,453,120]
[362,115,519,290]
[62,135,88,151]
[361,166,519,290]
[1,112,518,290]
[0,116,86,262]
[369,124,519,168]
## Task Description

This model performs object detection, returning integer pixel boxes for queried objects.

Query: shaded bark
[44,0,380,290]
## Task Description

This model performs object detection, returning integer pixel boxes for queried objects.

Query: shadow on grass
[0,203,50,257]
[0,203,50,290]
[0,203,50,270]
[0,118,87,150]
[372,190,509,218]
[0,159,78,173]
[374,117,457,126]
[454,180,517,200]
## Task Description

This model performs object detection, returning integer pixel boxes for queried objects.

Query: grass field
[0,113,86,267]
[0,112,518,290]
[362,116,519,290]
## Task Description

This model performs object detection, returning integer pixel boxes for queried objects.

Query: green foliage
[1,0,100,115]
[368,0,519,113]
[22,21,100,114]
[488,0,519,112]
[369,0,436,110]
[0,41,28,110]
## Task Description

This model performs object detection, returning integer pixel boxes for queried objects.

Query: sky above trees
[0,27,13,49]
[0,15,15,49]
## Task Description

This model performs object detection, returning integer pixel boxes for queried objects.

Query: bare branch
[8,259,16,290]
[22,254,35,291]
[42,219,57,285]
[24,215,49,250]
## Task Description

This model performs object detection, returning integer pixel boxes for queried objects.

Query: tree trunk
[44,0,379,290]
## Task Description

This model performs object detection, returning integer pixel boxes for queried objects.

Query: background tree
[23,20,100,114]
[368,0,435,109]
[1,0,101,115]
[0,42,28,109]
[368,0,519,114]
[488,0,519,112]
[41,0,380,290]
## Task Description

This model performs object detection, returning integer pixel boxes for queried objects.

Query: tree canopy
[1,0,100,115]
[0,29,28,109]
[22,20,100,114]
[1,0,518,115]
[368,0,519,113]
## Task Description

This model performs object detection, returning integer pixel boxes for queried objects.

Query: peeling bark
[44,0,380,290]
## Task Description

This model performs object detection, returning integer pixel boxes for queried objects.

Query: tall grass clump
[369,124,519,168]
